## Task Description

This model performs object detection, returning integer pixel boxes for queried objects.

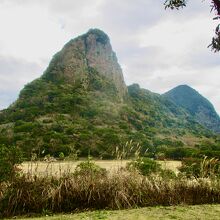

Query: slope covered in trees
[164,85,220,133]
[0,29,218,159]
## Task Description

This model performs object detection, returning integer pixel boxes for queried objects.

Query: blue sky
[0,0,219,114]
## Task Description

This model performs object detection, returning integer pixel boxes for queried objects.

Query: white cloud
[0,56,44,109]
[0,1,71,61]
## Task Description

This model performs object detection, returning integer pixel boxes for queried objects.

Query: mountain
[43,29,127,98]
[0,29,218,159]
[163,85,220,133]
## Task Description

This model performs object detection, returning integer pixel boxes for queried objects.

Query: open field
[8,204,220,220]
[20,160,182,176]
[158,160,181,173]
[19,160,129,176]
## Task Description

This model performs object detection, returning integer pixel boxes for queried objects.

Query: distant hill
[163,85,220,133]
[0,29,218,159]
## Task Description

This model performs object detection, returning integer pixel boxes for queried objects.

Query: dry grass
[158,160,182,174]
[19,160,181,176]
[2,159,220,218]
[1,168,220,218]
[19,160,129,177]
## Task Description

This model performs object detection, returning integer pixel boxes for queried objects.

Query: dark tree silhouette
[164,0,186,9]
[164,0,220,52]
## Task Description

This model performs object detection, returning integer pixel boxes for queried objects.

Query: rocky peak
[84,29,110,45]
[44,29,127,98]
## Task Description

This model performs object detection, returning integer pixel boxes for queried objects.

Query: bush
[178,157,220,178]
[178,158,201,178]
[164,147,198,160]
[127,157,161,175]
[14,122,37,133]
[159,169,177,179]
[58,152,65,160]
[0,145,23,182]
[74,159,107,177]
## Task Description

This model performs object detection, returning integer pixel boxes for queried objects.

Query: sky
[0,0,219,115]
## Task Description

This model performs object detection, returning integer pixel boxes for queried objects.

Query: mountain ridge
[163,84,220,133]
[0,29,218,159]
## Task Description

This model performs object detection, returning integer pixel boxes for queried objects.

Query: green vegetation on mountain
[0,29,219,159]
[163,85,220,133]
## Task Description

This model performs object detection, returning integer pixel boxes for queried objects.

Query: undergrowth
[1,159,220,218]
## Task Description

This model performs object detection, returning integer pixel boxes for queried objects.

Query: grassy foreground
[2,158,220,218]
[10,205,220,220]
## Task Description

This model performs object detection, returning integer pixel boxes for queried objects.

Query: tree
[0,145,23,182]
[164,0,220,52]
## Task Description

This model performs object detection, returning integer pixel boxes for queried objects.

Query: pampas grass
[1,167,220,218]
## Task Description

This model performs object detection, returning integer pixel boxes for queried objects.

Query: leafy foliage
[127,157,161,176]
[179,156,220,178]
[209,26,220,52]
[164,0,186,10]
[74,159,107,177]
[164,85,220,133]
[0,78,217,159]
[0,31,218,159]
[164,0,220,52]
[0,145,23,182]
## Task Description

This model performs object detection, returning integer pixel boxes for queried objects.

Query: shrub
[164,147,198,160]
[74,159,107,177]
[14,122,37,133]
[127,157,161,175]
[178,157,220,178]
[58,152,65,160]
[178,158,202,178]
[0,145,23,182]
[159,169,177,179]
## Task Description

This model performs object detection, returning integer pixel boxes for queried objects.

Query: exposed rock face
[44,29,127,98]
[163,85,220,133]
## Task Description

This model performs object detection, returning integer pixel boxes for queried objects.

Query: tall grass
[200,156,220,178]
[1,168,220,218]
[179,156,220,178]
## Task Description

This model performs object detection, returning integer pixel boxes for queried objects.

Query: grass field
[9,204,220,220]
[20,160,182,176]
